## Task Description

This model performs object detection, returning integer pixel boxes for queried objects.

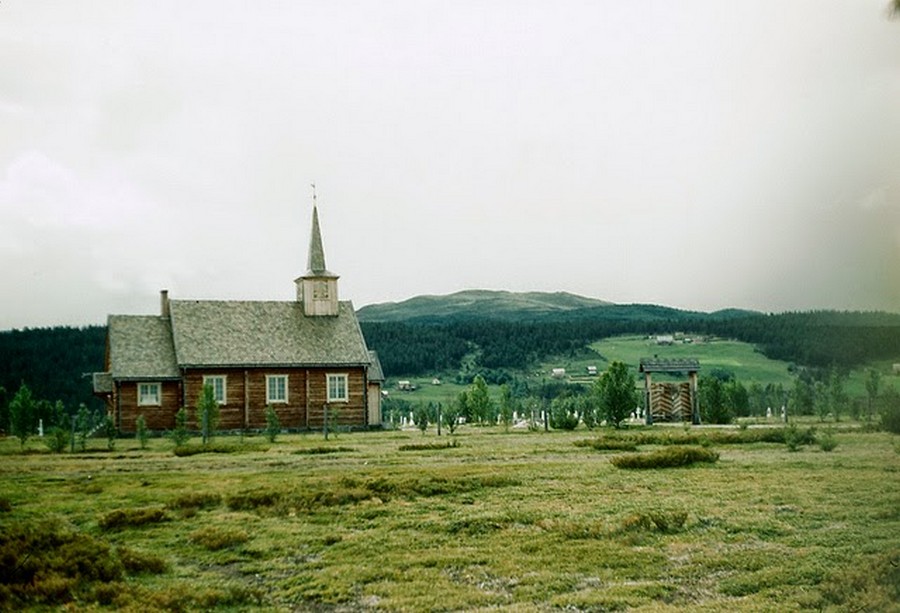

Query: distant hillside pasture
[585,335,795,385]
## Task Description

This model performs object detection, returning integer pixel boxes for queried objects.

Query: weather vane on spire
[311,182,317,208]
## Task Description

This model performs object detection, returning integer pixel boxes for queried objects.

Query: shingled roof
[107,315,180,380]
[638,357,701,373]
[169,299,370,368]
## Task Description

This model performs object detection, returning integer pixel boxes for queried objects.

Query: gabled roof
[639,357,701,374]
[107,315,180,380]
[169,299,370,368]
[367,350,385,382]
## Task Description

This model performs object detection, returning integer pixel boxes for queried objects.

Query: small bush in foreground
[167,492,222,511]
[398,440,460,451]
[621,510,688,533]
[45,427,69,453]
[0,519,123,608]
[573,438,638,452]
[610,446,719,469]
[814,550,900,610]
[116,546,168,574]
[818,428,838,452]
[293,446,355,455]
[173,442,267,456]
[99,507,167,531]
[189,526,249,550]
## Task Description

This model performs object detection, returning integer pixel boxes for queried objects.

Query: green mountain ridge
[357,289,612,322]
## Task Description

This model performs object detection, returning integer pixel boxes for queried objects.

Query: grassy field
[1,424,898,611]
[384,336,900,409]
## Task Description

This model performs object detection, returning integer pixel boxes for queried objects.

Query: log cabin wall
[116,381,181,432]
[179,366,367,431]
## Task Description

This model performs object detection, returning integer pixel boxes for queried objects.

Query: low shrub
[620,510,688,534]
[0,519,124,608]
[606,427,817,448]
[116,546,168,574]
[0,497,11,512]
[815,551,900,610]
[398,440,460,451]
[573,438,638,452]
[98,507,167,531]
[45,427,70,453]
[188,526,249,551]
[293,446,355,455]
[447,514,514,535]
[144,582,264,610]
[226,489,282,511]
[610,446,719,469]
[818,429,838,452]
[173,442,267,456]
[167,492,222,511]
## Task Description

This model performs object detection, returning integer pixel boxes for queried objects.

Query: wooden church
[93,205,383,433]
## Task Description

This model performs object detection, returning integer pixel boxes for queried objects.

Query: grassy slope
[388,335,899,407]
[1,427,897,611]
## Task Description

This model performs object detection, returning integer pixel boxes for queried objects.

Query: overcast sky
[1,1,899,329]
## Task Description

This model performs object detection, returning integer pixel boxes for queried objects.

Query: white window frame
[138,382,161,406]
[266,374,289,404]
[203,375,227,405]
[327,373,349,403]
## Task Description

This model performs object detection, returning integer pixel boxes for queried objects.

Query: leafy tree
[748,381,766,417]
[468,375,493,425]
[827,368,847,422]
[498,384,515,432]
[75,404,93,451]
[596,361,638,429]
[725,379,750,418]
[700,377,731,424]
[549,396,580,430]
[136,415,149,449]
[382,396,413,429]
[171,407,190,446]
[0,385,8,436]
[879,388,900,434]
[265,405,281,442]
[442,399,462,434]
[102,415,117,450]
[45,427,69,453]
[581,396,599,430]
[456,390,471,423]
[865,368,882,422]
[196,384,220,445]
[413,403,429,434]
[793,375,816,416]
[9,383,36,447]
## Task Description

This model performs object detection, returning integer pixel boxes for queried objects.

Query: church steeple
[296,190,340,316]
[306,205,335,277]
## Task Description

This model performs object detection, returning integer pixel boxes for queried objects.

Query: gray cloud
[1,1,898,328]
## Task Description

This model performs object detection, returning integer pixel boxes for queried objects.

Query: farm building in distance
[93,206,383,433]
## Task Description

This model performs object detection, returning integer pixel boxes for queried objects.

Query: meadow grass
[0,423,897,611]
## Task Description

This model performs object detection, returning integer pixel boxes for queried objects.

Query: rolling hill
[356,289,612,322]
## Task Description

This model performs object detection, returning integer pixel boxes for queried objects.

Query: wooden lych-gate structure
[639,358,701,425]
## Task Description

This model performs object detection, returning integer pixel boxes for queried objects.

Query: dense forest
[2,306,900,417]
[361,309,900,376]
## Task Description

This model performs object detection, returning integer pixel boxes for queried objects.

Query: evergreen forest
[2,300,900,431]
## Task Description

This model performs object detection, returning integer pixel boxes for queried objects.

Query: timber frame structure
[639,357,701,425]
[93,205,383,433]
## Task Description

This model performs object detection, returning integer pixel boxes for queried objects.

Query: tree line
[361,309,900,376]
[2,309,900,436]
